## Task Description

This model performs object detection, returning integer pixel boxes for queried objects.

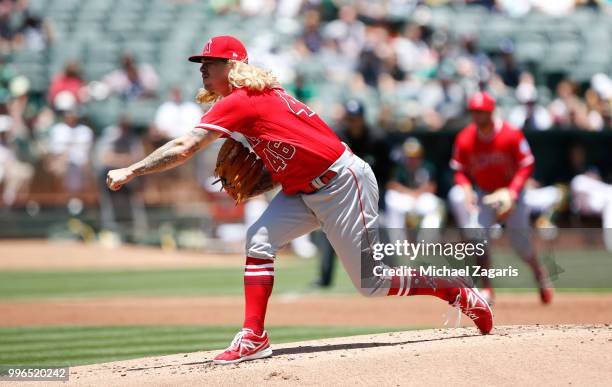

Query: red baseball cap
[188,35,248,63]
[468,91,496,112]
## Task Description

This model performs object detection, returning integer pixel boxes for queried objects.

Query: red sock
[243,257,274,335]
[387,274,458,302]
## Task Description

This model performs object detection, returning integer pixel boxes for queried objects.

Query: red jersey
[450,120,534,197]
[195,87,345,194]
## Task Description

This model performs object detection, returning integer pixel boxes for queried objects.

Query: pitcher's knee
[245,223,277,259]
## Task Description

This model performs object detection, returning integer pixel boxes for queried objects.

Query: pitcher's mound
[70,325,611,386]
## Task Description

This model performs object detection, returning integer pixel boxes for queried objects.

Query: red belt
[299,170,338,194]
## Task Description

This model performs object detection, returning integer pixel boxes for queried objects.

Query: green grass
[0,260,356,300]
[0,325,408,366]
[489,250,612,290]
[0,250,609,300]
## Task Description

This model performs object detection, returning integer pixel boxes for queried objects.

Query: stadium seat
[570,61,610,83]
[513,32,548,63]
[82,97,122,130]
[567,8,598,27]
[540,40,582,73]
[82,62,115,81]
[121,41,157,64]
[84,41,120,64]
[26,0,49,15]
[48,41,84,75]
[124,100,160,128]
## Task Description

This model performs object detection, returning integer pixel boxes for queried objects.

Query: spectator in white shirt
[47,106,93,192]
[508,78,553,131]
[151,86,202,141]
[324,5,365,60]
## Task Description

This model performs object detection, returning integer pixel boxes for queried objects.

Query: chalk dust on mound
[64,325,611,387]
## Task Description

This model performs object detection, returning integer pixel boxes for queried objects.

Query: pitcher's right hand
[106,168,135,191]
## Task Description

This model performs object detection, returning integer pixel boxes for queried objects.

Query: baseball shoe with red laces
[451,286,494,335]
[213,328,273,365]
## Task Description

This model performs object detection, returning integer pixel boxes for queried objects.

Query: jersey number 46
[263,141,295,172]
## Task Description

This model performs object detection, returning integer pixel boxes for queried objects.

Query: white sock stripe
[398,276,405,296]
[401,275,411,296]
[405,275,412,296]
[244,264,275,269]
[244,271,275,277]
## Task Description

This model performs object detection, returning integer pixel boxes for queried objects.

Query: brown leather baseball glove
[214,138,277,204]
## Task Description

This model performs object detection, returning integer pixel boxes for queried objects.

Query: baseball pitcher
[106,36,493,365]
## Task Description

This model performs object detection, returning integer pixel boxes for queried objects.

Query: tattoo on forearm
[188,128,208,140]
[129,128,215,176]
[130,140,190,176]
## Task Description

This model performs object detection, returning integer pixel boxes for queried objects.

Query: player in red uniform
[448,91,553,305]
[107,36,493,364]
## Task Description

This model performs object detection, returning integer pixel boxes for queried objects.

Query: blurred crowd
[0,0,53,54]
[0,0,611,242]
[280,1,612,132]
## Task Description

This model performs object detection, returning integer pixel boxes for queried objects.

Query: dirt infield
[2,293,612,327]
[3,240,612,385]
[0,240,244,270]
[61,325,612,386]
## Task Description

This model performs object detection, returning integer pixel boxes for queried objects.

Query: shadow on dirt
[272,332,478,356]
[125,332,480,372]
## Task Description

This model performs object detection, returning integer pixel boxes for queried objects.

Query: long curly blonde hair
[195,60,281,104]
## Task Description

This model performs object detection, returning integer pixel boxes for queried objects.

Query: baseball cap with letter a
[467,91,496,112]
[188,35,248,63]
